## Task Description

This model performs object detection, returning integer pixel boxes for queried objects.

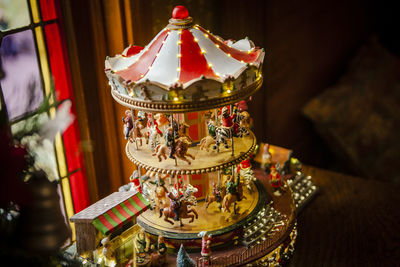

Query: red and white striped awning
[105,6,264,90]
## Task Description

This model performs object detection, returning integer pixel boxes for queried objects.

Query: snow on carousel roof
[105,6,264,90]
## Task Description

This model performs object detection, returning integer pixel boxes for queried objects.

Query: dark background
[142,0,400,175]
[64,0,400,199]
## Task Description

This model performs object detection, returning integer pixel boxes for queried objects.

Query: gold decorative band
[111,77,263,113]
[125,132,258,176]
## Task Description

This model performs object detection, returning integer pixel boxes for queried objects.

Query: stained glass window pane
[69,171,90,213]
[0,30,44,120]
[40,0,57,21]
[0,0,30,31]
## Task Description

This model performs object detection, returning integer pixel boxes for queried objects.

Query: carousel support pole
[132,108,139,151]
[175,175,179,194]
[138,166,143,192]
[171,114,178,166]
[217,170,221,186]
[230,104,234,156]
[215,108,219,153]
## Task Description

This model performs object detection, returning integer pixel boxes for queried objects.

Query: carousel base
[136,170,299,266]
[137,181,269,252]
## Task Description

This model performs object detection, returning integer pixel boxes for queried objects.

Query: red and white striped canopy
[106,7,264,90]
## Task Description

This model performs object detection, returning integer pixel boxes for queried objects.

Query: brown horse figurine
[159,198,198,226]
[205,182,226,209]
[128,119,148,147]
[152,137,195,164]
[221,175,247,214]
[174,137,195,164]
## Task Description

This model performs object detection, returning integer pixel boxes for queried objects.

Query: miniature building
[70,191,150,255]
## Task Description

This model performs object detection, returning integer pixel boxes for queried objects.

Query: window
[0,0,90,240]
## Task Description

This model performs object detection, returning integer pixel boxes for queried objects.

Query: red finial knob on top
[172,6,189,19]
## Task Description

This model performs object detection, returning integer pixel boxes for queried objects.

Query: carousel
[101,5,308,266]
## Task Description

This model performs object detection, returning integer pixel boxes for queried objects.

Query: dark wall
[130,0,384,171]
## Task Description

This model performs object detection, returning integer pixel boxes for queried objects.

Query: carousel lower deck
[137,181,263,238]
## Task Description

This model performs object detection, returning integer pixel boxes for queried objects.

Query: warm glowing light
[208,63,213,67]
[215,72,220,76]
[173,97,179,101]
[148,66,152,70]
[247,50,251,54]
[177,54,182,57]
[177,67,181,71]
[162,41,166,44]
[216,44,220,48]
[129,90,134,97]
[156,53,160,57]
[240,60,245,63]
[201,49,206,54]
[177,40,182,45]
[227,53,231,57]
[227,89,232,93]
[140,74,144,78]
[194,38,198,42]
[204,34,209,38]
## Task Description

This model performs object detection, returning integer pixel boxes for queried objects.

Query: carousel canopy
[106,5,265,112]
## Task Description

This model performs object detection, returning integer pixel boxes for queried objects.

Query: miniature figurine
[269,165,283,196]
[152,176,169,211]
[261,144,272,173]
[148,125,162,152]
[237,159,256,192]
[222,174,246,213]
[153,136,195,164]
[178,122,193,142]
[164,127,176,159]
[122,110,134,140]
[135,228,151,263]
[101,236,116,265]
[118,170,142,193]
[198,135,216,152]
[160,187,198,226]
[151,235,167,266]
[220,106,235,128]
[166,191,182,221]
[205,182,225,209]
[198,231,212,265]
[154,113,169,131]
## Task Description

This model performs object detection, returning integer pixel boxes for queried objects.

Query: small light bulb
[204,34,209,38]
[201,49,206,54]
[177,67,181,71]
[216,72,220,76]
[208,63,213,67]
[247,50,251,54]
[227,53,231,57]
[177,41,182,45]
[177,54,182,57]
[240,60,244,63]
[173,97,179,101]
[227,89,232,93]
[140,74,144,78]
[194,38,198,42]
[216,44,220,48]
[162,41,166,44]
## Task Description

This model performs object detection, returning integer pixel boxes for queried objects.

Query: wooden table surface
[288,166,400,267]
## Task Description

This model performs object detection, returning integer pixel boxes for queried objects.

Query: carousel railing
[195,217,295,267]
